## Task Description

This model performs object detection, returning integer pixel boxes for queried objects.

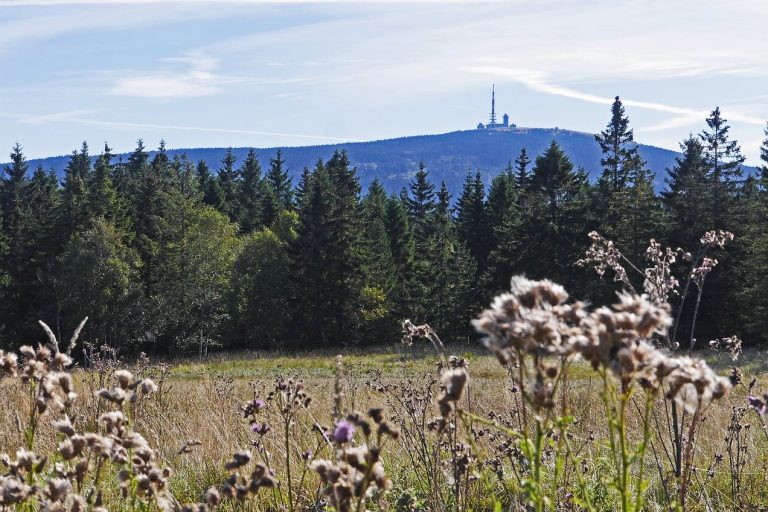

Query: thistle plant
[580,230,736,508]
[311,408,399,512]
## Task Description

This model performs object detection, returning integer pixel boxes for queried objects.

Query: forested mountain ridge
[14,128,738,195]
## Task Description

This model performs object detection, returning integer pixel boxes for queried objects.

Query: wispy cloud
[109,55,223,99]
[462,65,767,128]
[106,54,318,99]
[2,109,352,142]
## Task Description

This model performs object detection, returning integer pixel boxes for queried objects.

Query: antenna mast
[489,84,497,125]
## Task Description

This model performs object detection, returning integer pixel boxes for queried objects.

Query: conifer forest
[1,99,766,355]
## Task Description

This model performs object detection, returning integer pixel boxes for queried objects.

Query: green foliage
[60,218,143,347]
[155,206,241,352]
[231,210,297,348]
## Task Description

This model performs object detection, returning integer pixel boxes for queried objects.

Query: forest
[0,97,767,354]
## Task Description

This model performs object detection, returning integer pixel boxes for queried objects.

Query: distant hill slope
[12,128,746,196]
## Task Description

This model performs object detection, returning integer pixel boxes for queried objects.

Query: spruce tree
[759,122,768,183]
[595,96,640,191]
[738,124,768,342]
[129,141,166,298]
[293,166,313,209]
[455,171,489,270]
[238,149,264,233]
[360,179,397,295]
[89,143,120,223]
[699,107,745,228]
[405,161,436,242]
[59,141,92,241]
[514,148,531,191]
[288,154,363,346]
[266,150,293,209]
[484,171,520,294]
[662,136,713,247]
[217,148,241,222]
[1,144,29,340]
[383,194,415,320]
[421,182,476,340]
[196,160,224,210]
[520,141,590,288]
[359,180,399,341]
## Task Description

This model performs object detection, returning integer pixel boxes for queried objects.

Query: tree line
[1,97,768,353]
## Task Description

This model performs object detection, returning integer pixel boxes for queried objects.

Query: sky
[0,0,767,163]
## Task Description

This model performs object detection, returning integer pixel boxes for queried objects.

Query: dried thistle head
[700,230,734,249]
[578,231,630,287]
[472,276,582,363]
[709,336,743,362]
[437,367,469,418]
[665,357,732,413]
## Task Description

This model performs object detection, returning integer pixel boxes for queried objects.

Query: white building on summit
[476,85,514,130]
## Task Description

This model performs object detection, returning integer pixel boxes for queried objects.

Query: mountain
[8,128,750,196]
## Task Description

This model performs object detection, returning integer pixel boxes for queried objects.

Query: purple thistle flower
[333,420,355,444]
[254,399,265,410]
[748,394,768,416]
[250,422,271,435]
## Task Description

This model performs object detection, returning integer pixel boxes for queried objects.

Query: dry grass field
[2,337,768,511]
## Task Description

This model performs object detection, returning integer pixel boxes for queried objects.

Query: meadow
[1,335,768,511]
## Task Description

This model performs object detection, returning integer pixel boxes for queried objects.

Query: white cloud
[109,55,222,99]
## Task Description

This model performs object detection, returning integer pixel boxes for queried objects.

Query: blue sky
[1,0,767,163]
